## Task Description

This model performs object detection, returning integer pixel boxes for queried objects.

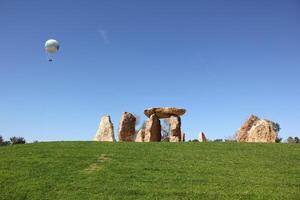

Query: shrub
[287,137,300,144]
[214,139,223,142]
[0,136,11,146]
[10,137,26,145]
[275,137,282,143]
[0,135,3,144]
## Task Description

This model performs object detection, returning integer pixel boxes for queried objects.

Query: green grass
[0,142,299,200]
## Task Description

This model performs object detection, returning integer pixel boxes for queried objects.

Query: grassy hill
[0,142,299,200]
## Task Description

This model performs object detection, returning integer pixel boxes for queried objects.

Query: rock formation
[144,107,186,119]
[118,112,136,142]
[198,132,207,142]
[169,115,182,142]
[236,115,278,143]
[134,129,145,142]
[94,115,115,142]
[236,115,259,142]
[144,114,161,142]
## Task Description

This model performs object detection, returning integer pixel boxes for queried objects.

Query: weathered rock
[118,112,136,142]
[236,115,259,142]
[236,115,278,143]
[169,115,181,142]
[144,114,161,142]
[134,129,145,142]
[144,107,186,119]
[94,115,115,142]
[198,132,207,142]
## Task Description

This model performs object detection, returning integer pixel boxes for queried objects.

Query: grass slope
[0,142,299,200]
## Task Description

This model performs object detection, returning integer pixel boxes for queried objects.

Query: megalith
[94,115,115,142]
[144,114,161,142]
[169,115,182,142]
[118,112,136,142]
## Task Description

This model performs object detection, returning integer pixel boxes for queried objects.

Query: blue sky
[0,0,299,141]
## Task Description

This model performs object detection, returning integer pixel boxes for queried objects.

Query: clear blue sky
[0,0,299,141]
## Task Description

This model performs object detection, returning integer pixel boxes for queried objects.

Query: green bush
[214,139,223,142]
[0,135,10,146]
[10,137,26,145]
[275,137,282,143]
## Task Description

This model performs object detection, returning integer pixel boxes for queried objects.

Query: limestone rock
[169,115,181,142]
[144,114,161,142]
[94,115,115,142]
[198,132,207,142]
[144,107,186,119]
[236,115,278,143]
[118,112,136,142]
[134,129,145,142]
[236,115,259,142]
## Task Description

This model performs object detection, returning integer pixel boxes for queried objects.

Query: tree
[0,135,3,144]
[161,119,170,141]
[10,137,26,145]
[0,135,10,146]
[275,137,282,143]
[287,136,299,144]
[272,122,281,133]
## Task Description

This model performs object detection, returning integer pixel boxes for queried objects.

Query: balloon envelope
[45,39,59,53]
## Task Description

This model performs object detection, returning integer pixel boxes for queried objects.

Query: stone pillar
[134,129,145,142]
[169,115,181,142]
[144,114,161,142]
[118,112,136,142]
[94,115,116,142]
[198,132,207,142]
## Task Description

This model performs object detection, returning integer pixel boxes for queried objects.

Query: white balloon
[45,39,59,53]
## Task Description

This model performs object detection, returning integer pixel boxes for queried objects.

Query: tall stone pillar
[169,115,181,142]
[94,115,116,142]
[118,112,136,142]
[144,114,161,142]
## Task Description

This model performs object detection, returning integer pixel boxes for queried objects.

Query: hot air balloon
[45,39,59,62]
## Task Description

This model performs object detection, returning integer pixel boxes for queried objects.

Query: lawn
[0,142,299,199]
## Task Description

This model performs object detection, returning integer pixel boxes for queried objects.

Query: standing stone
[198,132,207,142]
[118,112,136,142]
[94,115,115,142]
[134,129,145,142]
[169,115,181,142]
[144,114,161,142]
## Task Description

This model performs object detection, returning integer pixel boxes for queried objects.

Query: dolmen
[94,107,186,142]
[143,107,186,142]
